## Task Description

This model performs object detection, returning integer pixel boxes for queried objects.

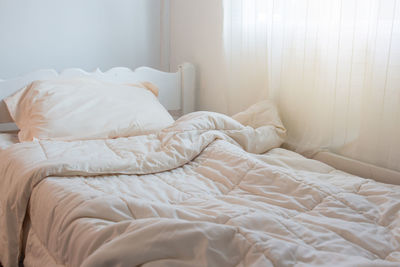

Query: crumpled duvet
[1,101,399,267]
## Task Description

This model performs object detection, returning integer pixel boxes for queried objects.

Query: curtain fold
[223,0,400,172]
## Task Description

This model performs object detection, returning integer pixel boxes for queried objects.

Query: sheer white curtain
[223,0,400,172]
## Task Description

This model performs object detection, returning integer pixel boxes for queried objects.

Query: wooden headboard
[0,63,195,131]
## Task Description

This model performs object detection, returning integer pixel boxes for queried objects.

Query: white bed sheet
[0,133,18,150]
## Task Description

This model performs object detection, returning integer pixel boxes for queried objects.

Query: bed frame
[0,63,195,132]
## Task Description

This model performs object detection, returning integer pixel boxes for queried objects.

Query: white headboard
[0,63,195,132]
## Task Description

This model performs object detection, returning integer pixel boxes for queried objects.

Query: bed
[0,65,399,267]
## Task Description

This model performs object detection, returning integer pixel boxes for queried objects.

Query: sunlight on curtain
[223,0,400,172]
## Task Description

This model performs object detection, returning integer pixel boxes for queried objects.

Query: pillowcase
[5,78,174,142]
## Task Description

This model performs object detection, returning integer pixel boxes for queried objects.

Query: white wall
[0,0,167,79]
[169,0,227,113]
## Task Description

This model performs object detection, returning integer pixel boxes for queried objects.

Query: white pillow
[5,78,174,142]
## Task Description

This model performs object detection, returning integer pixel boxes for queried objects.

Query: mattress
[1,111,399,267]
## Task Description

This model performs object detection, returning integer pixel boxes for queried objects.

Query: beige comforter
[1,102,399,267]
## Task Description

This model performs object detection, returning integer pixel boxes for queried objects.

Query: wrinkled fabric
[1,104,400,267]
[0,104,285,267]
[26,146,400,267]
